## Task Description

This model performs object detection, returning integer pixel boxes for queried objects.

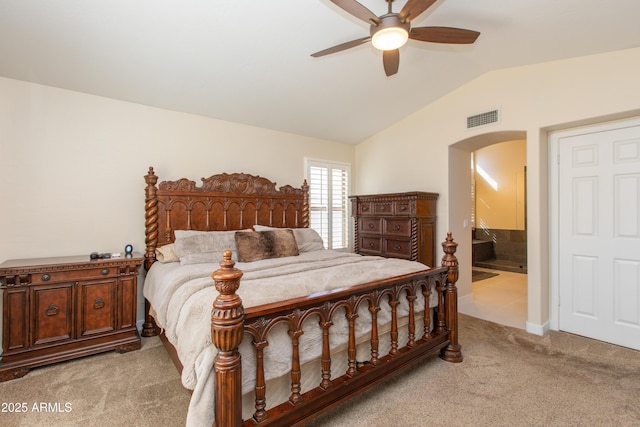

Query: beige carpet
[1,314,638,426]
[0,337,189,427]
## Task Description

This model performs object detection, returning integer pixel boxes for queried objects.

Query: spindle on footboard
[211,233,461,427]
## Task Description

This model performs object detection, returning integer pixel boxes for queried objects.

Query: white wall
[355,47,640,333]
[0,77,355,322]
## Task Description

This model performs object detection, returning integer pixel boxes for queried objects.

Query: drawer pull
[380,206,386,211]
[362,206,368,211]
[368,242,374,247]
[394,225,401,230]
[45,304,60,316]
[93,298,105,310]
[400,206,407,211]
[41,274,51,282]
[101,269,109,275]
[395,245,402,250]
[368,223,374,229]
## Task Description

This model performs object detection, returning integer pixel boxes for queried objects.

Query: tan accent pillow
[155,244,179,263]
[253,225,325,252]
[235,230,300,262]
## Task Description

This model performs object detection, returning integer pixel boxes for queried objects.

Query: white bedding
[144,249,436,426]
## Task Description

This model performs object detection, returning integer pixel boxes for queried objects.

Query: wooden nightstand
[0,253,143,381]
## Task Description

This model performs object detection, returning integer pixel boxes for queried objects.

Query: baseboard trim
[525,320,550,336]
[457,293,474,305]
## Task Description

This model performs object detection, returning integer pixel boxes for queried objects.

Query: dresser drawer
[394,200,414,216]
[359,237,382,254]
[383,239,412,259]
[384,218,412,237]
[373,202,393,215]
[359,218,382,234]
[31,266,115,284]
[358,202,374,216]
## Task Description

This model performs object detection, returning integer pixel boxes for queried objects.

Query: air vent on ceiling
[467,109,500,129]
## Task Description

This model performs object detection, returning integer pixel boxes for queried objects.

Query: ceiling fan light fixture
[372,27,409,50]
[370,14,410,51]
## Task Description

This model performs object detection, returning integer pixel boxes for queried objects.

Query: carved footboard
[211,234,461,427]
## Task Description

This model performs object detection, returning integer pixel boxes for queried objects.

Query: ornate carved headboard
[144,166,309,269]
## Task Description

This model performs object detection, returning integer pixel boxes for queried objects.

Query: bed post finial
[441,232,458,284]
[211,250,245,427]
[440,232,462,363]
[301,179,310,228]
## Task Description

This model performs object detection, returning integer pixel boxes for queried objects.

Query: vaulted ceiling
[2,0,640,143]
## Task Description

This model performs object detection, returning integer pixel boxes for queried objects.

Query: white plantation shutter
[307,160,350,250]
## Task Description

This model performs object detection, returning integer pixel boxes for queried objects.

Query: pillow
[252,225,276,231]
[155,243,179,263]
[173,229,251,265]
[253,225,325,252]
[290,228,325,252]
[234,230,300,262]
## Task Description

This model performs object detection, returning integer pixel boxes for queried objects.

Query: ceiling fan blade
[398,0,437,23]
[383,49,399,76]
[330,0,381,25]
[311,36,371,57]
[410,26,480,44]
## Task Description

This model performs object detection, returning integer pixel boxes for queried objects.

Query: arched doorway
[448,131,528,329]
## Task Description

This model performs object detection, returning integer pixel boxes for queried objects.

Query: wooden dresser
[350,192,438,267]
[0,254,143,381]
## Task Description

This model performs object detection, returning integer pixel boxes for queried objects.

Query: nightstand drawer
[31,267,115,284]
[32,284,74,346]
[79,280,116,337]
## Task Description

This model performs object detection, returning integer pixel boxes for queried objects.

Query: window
[306,159,351,250]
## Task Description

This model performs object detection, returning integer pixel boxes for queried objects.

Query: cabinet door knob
[45,304,60,316]
[93,298,105,310]
[368,223,374,229]
[400,205,407,211]
[395,245,401,250]
[368,242,374,247]
[41,274,50,281]
[101,269,109,275]
[394,225,400,230]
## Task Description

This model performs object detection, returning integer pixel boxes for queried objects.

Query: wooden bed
[142,166,462,427]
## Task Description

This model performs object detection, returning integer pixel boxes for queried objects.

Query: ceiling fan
[311,0,480,76]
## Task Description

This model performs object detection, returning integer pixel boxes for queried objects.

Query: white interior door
[556,119,640,350]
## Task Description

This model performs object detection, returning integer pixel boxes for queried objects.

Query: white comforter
[144,249,434,426]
